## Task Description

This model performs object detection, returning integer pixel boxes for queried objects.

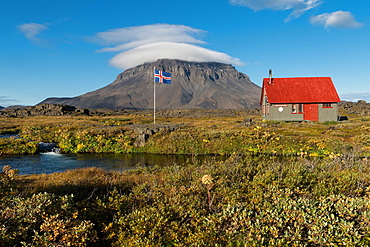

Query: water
[0,134,19,139]
[0,153,225,175]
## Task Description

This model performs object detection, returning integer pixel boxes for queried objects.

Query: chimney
[269,69,273,85]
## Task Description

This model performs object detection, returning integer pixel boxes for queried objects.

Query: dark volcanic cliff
[40,59,261,109]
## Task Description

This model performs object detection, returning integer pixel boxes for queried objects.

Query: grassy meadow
[1,111,369,156]
[1,110,370,246]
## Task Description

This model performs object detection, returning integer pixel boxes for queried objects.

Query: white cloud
[92,24,206,52]
[310,10,363,29]
[230,0,322,21]
[0,96,19,107]
[110,42,243,70]
[18,23,48,41]
[92,24,243,70]
[340,92,370,103]
[230,0,319,11]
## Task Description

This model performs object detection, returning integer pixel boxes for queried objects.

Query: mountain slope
[40,59,261,109]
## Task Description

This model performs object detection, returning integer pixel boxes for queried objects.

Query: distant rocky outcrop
[155,108,261,118]
[0,103,261,118]
[0,106,4,110]
[0,104,88,117]
[339,100,370,116]
[40,59,261,110]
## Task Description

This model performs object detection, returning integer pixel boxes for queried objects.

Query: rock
[242,117,253,126]
[133,134,150,147]
[130,124,185,147]
[38,142,58,152]
[0,104,89,117]
[339,101,370,116]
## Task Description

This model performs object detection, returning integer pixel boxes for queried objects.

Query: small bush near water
[2,153,370,246]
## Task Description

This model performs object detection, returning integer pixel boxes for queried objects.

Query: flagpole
[153,67,156,124]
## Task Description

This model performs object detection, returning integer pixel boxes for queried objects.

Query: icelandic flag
[154,69,171,84]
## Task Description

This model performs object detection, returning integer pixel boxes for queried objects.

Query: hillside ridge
[40,59,261,109]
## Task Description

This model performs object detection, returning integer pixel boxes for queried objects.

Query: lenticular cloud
[110,42,243,70]
[92,24,243,70]
[95,24,206,52]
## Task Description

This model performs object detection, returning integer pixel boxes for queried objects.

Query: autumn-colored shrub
[2,113,370,245]
[105,155,370,246]
[2,154,370,246]
[0,192,97,246]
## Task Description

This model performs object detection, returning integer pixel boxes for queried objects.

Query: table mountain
[40,59,261,109]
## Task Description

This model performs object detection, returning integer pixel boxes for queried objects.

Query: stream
[0,152,225,175]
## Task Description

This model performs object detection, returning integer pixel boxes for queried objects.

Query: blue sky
[1,0,369,107]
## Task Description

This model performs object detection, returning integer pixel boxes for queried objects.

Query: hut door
[304,104,318,121]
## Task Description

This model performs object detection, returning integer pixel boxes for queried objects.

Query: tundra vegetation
[1,110,370,246]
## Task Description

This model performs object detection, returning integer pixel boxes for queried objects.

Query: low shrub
[3,155,370,245]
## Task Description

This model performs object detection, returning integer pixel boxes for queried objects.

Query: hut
[260,70,340,122]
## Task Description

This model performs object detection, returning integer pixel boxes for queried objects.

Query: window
[292,104,297,114]
[322,103,332,108]
[298,104,303,113]
[292,104,304,114]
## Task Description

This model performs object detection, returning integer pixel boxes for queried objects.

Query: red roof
[260,77,340,104]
